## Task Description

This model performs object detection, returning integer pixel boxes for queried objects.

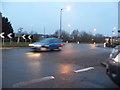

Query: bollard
[104,43,106,47]
[66,41,68,43]
[77,41,80,44]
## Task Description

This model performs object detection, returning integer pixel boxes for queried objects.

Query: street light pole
[60,9,63,38]
[59,6,71,38]
[111,27,116,45]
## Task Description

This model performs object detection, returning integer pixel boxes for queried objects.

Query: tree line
[53,30,105,43]
[2,16,105,43]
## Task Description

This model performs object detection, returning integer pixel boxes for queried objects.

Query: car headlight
[34,45,41,47]
[113,53,120,63]
[29,44,34,46]
[109,54,112,58]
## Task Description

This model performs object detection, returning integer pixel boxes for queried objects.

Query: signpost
[7,33,12,44]
[17,28,23,44]
[0,32,5,45]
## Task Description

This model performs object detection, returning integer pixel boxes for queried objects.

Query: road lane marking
[74,67,94,73]
[13,76,55,88]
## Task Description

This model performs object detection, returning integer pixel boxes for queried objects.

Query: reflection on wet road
[58,64,74,74]
[2,43,118,88]
[26,52,42,59]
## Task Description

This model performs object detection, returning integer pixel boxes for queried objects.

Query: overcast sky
[1,2,118,36]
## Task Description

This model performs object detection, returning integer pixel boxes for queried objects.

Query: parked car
[106,45,120,86]
[29,38,65,51]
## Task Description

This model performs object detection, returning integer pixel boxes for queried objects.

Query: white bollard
[77,41,80,44]
[66,41,68,43]
[104,43,106,47]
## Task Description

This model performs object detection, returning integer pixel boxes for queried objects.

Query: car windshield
[40,39,55,43]
[114,52,120,62]
[110,49,119,58]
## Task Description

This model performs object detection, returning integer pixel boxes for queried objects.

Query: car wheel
[50,49,54,51]
[109,72,120,87]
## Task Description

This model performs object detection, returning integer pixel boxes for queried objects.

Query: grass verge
[0,42,31,47]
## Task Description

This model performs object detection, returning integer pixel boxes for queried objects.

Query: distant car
[106,45,120,86]
[29,38,65,51]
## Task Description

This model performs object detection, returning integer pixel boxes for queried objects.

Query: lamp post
[59,6,71,38]
[111,27,116,45]
[92,28,96,44]
[93,28,96,36]
[59,9,63,38]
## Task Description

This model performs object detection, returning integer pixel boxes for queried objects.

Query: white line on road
[74,67,94,73]
[13,76,55,88]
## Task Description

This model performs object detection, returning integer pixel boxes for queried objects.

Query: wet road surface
[2,43,119,88]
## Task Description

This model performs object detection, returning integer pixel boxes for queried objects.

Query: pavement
[2,43,119,88]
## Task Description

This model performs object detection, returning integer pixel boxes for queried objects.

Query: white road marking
[13,76,55,88]
[74,67,94,73]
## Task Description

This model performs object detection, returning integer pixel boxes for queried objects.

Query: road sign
[28,35,32,40]
[0,32,5,45]
[22,35,26,39]
[0,32,5,38]
[7,33,12,38]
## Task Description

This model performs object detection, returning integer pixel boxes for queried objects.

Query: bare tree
[71,29,80,42]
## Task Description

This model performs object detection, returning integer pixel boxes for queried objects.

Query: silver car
[106,45,120,86]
